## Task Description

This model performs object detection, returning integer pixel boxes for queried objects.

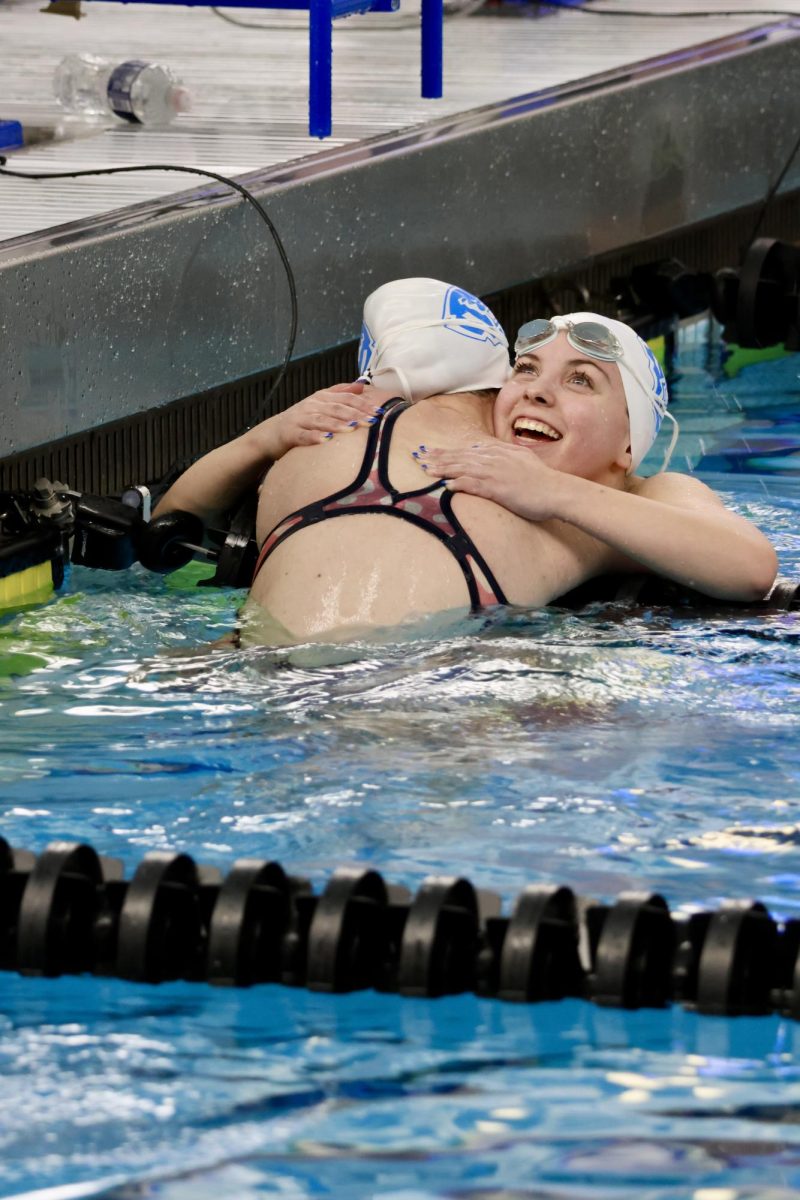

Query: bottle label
[107,60,148,124]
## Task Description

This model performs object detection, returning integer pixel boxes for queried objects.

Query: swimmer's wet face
[492,330,632,482]
[499,311,673,474]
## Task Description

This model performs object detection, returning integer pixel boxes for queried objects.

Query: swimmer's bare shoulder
[629,468,728,510]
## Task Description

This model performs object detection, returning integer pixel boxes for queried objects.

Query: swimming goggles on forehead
[514,318,624,362]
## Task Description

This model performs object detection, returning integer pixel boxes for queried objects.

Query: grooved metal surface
[1,0,795,242]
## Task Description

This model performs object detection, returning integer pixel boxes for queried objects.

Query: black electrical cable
[0,157,298,428]
[210,6,299,27]
[749,125,800,244]
[211,0,800,20]
[534,2,800,17]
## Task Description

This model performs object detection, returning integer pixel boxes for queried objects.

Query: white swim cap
[358,278,511,402]
[549,313,674,472]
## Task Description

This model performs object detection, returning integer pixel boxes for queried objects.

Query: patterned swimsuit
[251,399,509,610]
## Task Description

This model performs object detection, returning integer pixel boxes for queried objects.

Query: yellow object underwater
[722,341,788,379]
[0,559,56,611]
[647,334,666,367]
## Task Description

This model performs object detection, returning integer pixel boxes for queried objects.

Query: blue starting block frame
[85,0,443,139]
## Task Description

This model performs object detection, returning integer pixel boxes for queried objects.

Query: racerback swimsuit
[251,399,509,610]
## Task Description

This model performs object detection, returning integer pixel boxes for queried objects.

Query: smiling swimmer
[503,312,678,472]
[155,278,778,646]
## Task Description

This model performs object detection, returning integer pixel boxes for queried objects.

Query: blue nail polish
[324,431,333,439]
[366,417,378,425]
[374,407,385,415]
[418,444,427,453]
[420,463,428,471]
[348,420,359,428]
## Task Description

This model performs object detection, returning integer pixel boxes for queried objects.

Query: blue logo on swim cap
[357,321,376,376]
[642,342,668,429]
[442,286,506,347]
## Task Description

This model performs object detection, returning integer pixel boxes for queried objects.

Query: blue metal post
[84,0,425,136]
[309,0,334,138]
[420,0,443,99]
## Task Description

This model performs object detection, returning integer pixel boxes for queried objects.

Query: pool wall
[3,21,800,490]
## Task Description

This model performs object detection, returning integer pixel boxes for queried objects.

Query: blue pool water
[2,322,800,1198]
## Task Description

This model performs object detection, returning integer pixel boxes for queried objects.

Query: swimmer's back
[247,394,614,643]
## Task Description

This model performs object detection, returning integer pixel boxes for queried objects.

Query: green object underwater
[722,341,788,379]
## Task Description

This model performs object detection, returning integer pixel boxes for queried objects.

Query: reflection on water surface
[1,330,800,1197]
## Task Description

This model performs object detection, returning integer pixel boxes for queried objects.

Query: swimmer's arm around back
[554,470,778,601]
[153,385,381,525]
[421,441,778,602]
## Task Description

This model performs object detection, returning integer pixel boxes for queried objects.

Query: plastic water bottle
[53,53,190,126]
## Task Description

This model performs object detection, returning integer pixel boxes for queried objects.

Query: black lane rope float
[5,837,800,1019]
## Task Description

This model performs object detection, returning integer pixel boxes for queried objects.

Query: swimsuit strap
[251,399,509,609]
[251,398,404,578]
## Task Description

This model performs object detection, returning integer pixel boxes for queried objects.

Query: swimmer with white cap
[404,293,777,605]
[498,311,677,474]
[356,275,511,403]
[157,278,778,645]
[358,282,675,475]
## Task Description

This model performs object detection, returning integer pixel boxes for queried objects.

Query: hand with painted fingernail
[253,384,395,458]
[420,437,560,520]
[411,447,430,471]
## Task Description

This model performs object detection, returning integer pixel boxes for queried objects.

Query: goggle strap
[658,410,680,474]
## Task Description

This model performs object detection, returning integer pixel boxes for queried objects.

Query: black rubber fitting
[16,842,110,977]
[497,884,584,1003]
[397,876,481,998]
[136,511,205,573]
[207,859,303,987]
[116,852,210,983]
[306,866,396,993]
[589,892,674,1009]
[695,900,778,1016]
[771,918,800,1018]
[0,838,34,971]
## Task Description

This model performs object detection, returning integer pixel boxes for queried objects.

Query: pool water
[2,321,800,1198]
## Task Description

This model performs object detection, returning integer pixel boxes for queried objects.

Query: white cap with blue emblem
[358,278,511,403]
[515,312,678,473]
